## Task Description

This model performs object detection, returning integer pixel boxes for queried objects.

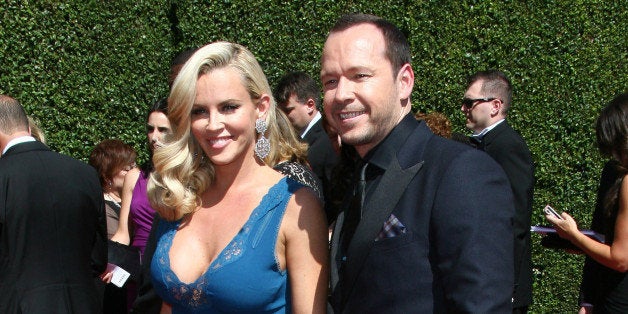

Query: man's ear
[305,98,317,114]
[397,63,415,101]
[256,94,271,119]
[491,99,503,116]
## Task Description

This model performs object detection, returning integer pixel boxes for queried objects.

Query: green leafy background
[1,1,626,312]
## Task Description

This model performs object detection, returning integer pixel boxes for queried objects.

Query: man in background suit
[322,14,515,313]
[274,71,339,219]
[462,70,535,313]
[0,95,107,313]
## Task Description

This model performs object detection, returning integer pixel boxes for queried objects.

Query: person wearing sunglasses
[462,70,535,314]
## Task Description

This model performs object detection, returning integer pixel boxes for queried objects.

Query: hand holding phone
[544,205,564,220]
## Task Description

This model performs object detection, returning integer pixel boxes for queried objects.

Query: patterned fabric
[273,161,323,202]
[150,177,302,313]
[376,213,407,241]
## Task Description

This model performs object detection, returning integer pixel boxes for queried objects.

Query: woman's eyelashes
[191,103,240,116]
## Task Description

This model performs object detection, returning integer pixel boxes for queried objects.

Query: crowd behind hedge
[1,1,626,312]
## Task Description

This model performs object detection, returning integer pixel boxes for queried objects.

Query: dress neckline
[166,177,288,285]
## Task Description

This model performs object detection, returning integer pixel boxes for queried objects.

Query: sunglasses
[462,97,497,109]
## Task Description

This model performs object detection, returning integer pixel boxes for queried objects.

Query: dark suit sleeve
[131,214,163,314]
[487,136,534,298]
[91,179,109,277]
[431,149,515,313]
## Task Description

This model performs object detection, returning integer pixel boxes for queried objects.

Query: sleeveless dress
[588,199,628,312]
[130,170,156,255]
[273,161,322,202]
[151,177,302,313]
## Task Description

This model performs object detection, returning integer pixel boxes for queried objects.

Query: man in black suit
[274,71,339,219]
[462,70,535,313]
[0,95,107,313]
[322,14,515,313]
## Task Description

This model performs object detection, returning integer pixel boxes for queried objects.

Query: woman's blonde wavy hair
[147,41,308,221]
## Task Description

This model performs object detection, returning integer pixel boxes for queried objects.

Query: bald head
[0,95,29,135]
[0,95,31,154]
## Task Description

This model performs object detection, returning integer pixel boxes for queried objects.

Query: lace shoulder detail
[273,161,323,201]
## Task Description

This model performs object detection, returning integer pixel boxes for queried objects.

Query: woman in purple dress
[103,99,172,309]
[110,99,171,255]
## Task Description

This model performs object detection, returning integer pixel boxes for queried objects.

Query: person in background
[147,41,328,313]
[110,98,171,257]
[168,47,198,89]
[0,95,107,313]
[579,158,620,314]
[321,113,341,155]
[274,71,339,219]
[89,139,137,313]
[271,107,324,201]
[547,92,628,314]
[89,139,138,239]
[461,70,535,313]
[104,98,172,311]
[27,115,46,143]
[322,13,514,312]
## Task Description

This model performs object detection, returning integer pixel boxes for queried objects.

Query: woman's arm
[110,168,140,245]
[281,187,329,314]
[548,175,628,272]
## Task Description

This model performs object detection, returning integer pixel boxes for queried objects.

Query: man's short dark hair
[273,71,320,107]
[330,13,411,77]
[467,70,513,112]
[0,95,29,134]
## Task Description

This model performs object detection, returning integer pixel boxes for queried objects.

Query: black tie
[470,135,484,149]
[340,162,368,256]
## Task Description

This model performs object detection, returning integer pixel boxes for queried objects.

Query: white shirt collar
[300,111,322,138]
[2,136,37,155]
[472,119,505,138]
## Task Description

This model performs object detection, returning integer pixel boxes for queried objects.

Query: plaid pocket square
[376,213,406,241]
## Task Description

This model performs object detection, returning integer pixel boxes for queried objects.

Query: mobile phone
[544,205,564,220]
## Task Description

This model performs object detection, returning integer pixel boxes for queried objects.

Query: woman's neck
[212,154,269,191]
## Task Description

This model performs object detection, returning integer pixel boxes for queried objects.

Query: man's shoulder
[3,142,95,174]
[399,127,484,169]
[486,121,530,148]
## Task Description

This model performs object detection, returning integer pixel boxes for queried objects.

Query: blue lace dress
[150,177,301,313]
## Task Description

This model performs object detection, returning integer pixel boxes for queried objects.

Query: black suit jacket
[479,121,535,308]
[304,119,338,183]
[304,119,339,220]
[0,141,107,314]
[330,116,515,313]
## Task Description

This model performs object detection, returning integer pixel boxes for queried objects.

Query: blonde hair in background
[28,116,46,144]
[148,41,303,221]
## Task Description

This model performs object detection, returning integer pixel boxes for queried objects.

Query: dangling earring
[255,118,270,159]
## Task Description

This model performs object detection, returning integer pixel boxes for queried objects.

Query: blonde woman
[147,42,328,313]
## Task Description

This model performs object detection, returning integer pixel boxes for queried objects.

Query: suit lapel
[304,120,322,146]
[341,157,423,300]
[479,120,508,150]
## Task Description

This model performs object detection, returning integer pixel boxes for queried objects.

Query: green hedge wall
[1,1,626,312]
